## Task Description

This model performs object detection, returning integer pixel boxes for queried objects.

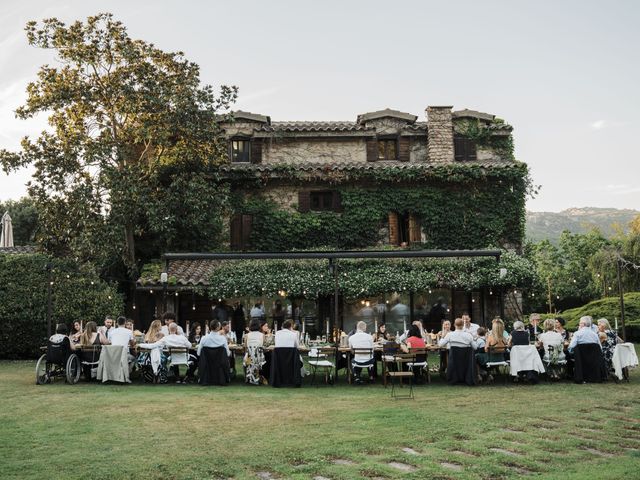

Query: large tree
[0,13,236,279]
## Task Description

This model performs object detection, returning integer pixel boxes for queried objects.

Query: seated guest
[197,320,230,357]
[69,321,82,344]
[555,317,569,341]
[220,321,231,339]
[568,316,601,354]
[161,312,185,337]
[509,321,530,347]
[140,323,193,382]
[485,319,508,361]
[78,321,108,347]
[274,320,300,348]
[125,319,134,331]
[597,318,622,372]
[244,320,265,347]
[98,316,114,338]
[145,320,164,343]
[402,324,426,351]
[260,321,274,347]
[188,322,202,344]
[475,328,487,350]
[537,318,565,362]
[462,314,480,338]
[440,318,476,385]
[348,321,374,383]
[526,313,542,338]
[374,323,389,342]
[438,320,452,342]
[50,323,69,344]
[108,316,136,347]
[439,318,477,350]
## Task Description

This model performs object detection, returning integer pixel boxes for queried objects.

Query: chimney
[426,106,454,163]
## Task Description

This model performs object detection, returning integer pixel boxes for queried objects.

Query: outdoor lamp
[499,268,507,279]
[160,272,168,284]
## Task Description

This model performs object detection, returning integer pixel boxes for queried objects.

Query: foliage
[455,118,515,160]
[552,292,640,340]
[0,197,38,245]
[0,253,122,359]
[0,13,236,279]
[207,251,535,299]
[237,175,527,251]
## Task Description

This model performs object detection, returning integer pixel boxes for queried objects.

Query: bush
[554,292,640,339]
[0,254,122,359]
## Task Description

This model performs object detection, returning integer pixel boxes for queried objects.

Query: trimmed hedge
[0,253,123,359]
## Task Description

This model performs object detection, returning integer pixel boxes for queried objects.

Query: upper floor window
[230,139,251,163]
[378,138,397,160]
[454,135,477,161]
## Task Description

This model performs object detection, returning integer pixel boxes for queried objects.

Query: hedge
[0,253,123,359]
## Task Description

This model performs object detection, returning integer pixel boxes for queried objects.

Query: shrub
[0,253,122,359]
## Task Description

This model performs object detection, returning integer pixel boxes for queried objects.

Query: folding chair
[382,342,400,387]
[388,352,415,399]
[167,347,191,383]
[350,348,375,384]
[544,344,567,382]
[406,347,430,384]
[485,345,509,385]
[308,346,336,386]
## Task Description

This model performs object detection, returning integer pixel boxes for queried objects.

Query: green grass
[1,359,639,480]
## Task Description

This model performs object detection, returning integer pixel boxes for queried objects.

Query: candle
[326,320,330,339]
[186,321,190,337]
[615,317,618,331]
[403,319,407,333]
[374,319,378,335]
[302,318,306,335]
[275,321,278,331]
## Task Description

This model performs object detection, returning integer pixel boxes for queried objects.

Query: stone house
[136,105,528,333]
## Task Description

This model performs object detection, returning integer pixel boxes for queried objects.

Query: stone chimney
[426,106,454,163]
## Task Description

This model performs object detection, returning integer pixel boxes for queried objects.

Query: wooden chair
[406,347,430,384]
[350,348,375,384]
[485,345,509,385]
[387,352,415,399]
[308,346,336,386]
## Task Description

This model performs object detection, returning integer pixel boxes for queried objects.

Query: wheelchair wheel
[35,354,49,385]
[66,354,81,384]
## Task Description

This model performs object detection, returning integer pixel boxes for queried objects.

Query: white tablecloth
[612,343,638,380]
[509,345,545,376]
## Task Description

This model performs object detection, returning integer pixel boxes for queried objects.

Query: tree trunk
[124,223,137,278]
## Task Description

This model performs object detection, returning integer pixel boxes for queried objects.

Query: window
[388,211,421,246]
[454,135,477,161]
[230,139,251,163]
[310,191,335,211]
[377,139,397,160]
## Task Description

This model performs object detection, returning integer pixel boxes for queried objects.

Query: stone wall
[264,138,366,164]
[426,106,454,163]
[410,137,428,162]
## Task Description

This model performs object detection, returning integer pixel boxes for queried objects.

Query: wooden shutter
[398,136,411,162]
[388,211,399,246]
[332,191,342,212]
[241,214,253,250]
[454,136,465,161]
[366,139,378,162]
[230,215,242,250]
[298,191,310,212]
[409,214,421,243]
[466,139,477,161]
[251,138,262,164]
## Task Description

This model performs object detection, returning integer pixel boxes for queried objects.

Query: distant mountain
[526,207,639,243]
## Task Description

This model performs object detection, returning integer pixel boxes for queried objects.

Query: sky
[1,0,639,212]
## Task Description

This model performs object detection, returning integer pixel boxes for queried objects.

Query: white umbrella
[1,212,14,247]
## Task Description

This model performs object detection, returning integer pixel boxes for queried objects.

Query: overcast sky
[1,0,639,212]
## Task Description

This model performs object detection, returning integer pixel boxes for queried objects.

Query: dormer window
[230,139,251,163]
[377,138,397,160]
[454,135,477,161]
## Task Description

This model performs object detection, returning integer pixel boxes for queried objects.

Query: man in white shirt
[274,320,300,348]
[139,323,193,382]
[462,314,480,338]
[160,311,185,337]
[197,320,230,356]
[568,316,601,353]
[439,318,477,350]
[348,321,374,383]
[250,302,265,321]
[108,316,136,347]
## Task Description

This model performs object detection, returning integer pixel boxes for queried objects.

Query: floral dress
[601,330,618,372]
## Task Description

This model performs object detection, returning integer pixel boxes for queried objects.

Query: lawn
[0,360,639,480]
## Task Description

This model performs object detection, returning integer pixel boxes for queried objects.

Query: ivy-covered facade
[137,105,533,332]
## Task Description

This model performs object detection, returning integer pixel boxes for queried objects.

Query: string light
[149,289,153,294]
[132,305,136,310]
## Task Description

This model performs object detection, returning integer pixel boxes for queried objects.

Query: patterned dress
[601,330,618,372]
[244,346,266,385]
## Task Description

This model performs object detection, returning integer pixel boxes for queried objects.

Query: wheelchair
[35,337,81,385]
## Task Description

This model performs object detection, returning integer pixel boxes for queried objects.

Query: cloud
[590,120,606,130]
[590,119,627,130]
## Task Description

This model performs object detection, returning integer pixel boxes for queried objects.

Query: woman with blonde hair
[485,317,508,362]
[597,318,622,372]
[145,319,164,343]
[78,321,108,347]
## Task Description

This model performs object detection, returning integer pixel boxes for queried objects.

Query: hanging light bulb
[149,289,154,294]
[132,305,136,310]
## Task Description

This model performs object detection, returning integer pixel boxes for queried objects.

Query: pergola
[161,249,505,329]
